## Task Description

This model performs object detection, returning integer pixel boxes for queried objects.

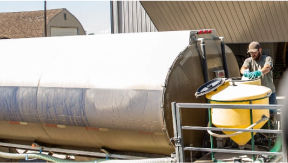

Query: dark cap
[248,41,261,53]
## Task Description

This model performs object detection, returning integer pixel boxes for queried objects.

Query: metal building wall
[111,1,157,33]
[141,1,288,43]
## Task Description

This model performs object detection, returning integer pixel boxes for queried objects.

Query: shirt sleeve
[242,58,250,68]
[265,56,273,68]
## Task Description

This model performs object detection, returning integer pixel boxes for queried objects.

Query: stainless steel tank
[0,30,240,155]
[280,71,288,149]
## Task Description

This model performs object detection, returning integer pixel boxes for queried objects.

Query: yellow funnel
[205,80,271,146]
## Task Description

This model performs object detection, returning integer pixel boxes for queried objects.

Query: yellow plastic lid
[207,83,271,101]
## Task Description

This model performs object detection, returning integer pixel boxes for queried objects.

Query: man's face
[249,49,261,60]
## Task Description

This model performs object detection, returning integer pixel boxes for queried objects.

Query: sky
[0,1,111,35]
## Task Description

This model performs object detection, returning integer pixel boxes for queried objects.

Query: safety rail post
[171,102,184,162]
[282,133,287,162]
[249,100,255,161]
[268,118,272,148]
[207,101,215,161]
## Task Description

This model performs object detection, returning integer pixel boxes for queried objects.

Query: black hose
[220,37,229,78]
[199,38,209,82]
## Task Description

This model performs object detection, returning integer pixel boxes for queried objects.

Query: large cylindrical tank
[279,71,288,150]
[0,30,240,155]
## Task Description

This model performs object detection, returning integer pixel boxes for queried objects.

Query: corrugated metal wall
[141,1,288,43]
[111,1,157,33]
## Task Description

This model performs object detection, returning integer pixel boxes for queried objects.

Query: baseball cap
[248,41,261,53]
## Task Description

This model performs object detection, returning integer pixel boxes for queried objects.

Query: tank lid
[209,84,271,101]
[195,78,225,97]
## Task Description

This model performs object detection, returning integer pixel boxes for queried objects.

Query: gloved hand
[243,69,251,78]
[252,70,262,78]
[244,70,262,79]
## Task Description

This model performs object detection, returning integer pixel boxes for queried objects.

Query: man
[240,41,277,105]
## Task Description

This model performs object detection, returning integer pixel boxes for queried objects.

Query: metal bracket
[172,137,182,147]
[100,148,111,160]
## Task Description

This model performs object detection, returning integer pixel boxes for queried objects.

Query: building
[0,8,85,38]
[110,1,157,33]
[111,1,288,88]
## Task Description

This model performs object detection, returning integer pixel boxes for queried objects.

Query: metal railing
[171,102,286,162]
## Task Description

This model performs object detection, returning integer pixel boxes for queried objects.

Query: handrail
[176,103,282,110]
[171,102,286,163]
[182,126,282,134]
[183,147,282,155]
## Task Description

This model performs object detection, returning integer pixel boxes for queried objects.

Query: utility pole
[44,0,47,37]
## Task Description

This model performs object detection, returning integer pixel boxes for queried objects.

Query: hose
[269,136,282,152]
[268,136,283,162]
[0,151,174,163]
[0,151,69,162]
[207,115,268,138]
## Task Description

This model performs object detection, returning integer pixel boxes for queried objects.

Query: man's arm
[261,64,272,75]
[261,56,273,75]
[240,65,249,74]
[240,58,250,75]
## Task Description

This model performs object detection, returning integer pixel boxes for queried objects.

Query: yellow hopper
[196,78,271,146]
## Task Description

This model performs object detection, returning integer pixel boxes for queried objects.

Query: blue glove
[243,70,252,78]
[244,70,262,79]
[243,70,250,78]
[252,70,262,78]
